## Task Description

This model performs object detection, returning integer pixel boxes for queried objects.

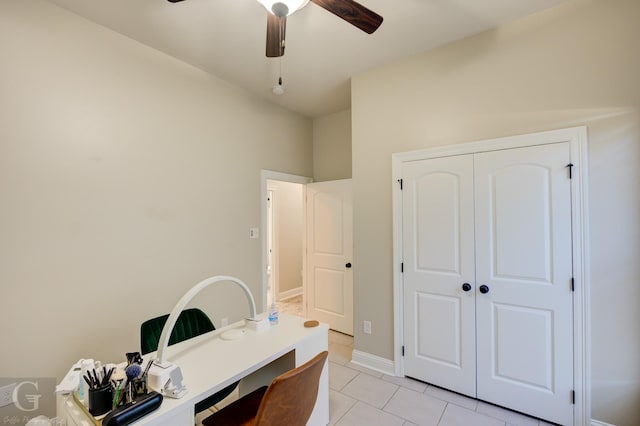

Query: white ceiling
[47,0,568,118]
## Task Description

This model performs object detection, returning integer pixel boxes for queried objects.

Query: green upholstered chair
[140,308,238,413]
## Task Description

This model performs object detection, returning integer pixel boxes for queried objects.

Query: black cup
[89,385,113,417]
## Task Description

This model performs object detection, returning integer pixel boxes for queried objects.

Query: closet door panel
[474,143,573,425]
[402,155,476,397]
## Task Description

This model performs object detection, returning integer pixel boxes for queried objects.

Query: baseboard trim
[278,287,302,301]
[591,420,615,426]
[350,350,395,376]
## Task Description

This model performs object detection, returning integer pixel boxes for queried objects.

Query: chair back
[140,308,215,355]
[254,350,328,426]
[141,308,238,414]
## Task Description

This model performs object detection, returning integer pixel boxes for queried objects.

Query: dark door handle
[479,284,490,294]
[345,262,352,268]
[462,283,472,292]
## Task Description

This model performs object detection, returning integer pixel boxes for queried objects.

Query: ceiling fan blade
[167,0,186,3]
[311,0,383,34]
[266,13,287,57]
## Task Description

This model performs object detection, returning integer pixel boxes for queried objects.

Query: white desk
[59,314,329,425]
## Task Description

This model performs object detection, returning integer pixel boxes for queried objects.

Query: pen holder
[89,385,113,417]
[131,376,148,399]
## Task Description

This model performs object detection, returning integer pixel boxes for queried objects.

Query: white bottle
[79,359,94,407]
[268,302,279,325]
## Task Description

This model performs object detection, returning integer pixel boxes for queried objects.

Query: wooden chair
[202,350,328,426]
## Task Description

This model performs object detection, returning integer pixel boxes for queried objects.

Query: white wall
[313,109,352,181]
[0,0,312,381]
[351,0,640,424]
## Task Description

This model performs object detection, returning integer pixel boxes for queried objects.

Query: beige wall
[351,0,640,424]
[267,180,303,296]
[313,109,352,181]
[0,0,312,381]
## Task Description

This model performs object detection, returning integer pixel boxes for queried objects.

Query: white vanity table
[58,314,329,425]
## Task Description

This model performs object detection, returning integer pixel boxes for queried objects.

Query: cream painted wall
[0,0,312,381]
[313,109,352,181]
[351,0,639,424]
[267,180,303,296]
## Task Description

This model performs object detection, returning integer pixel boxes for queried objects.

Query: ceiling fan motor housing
[272,2,289,17]
[259,0,310,17]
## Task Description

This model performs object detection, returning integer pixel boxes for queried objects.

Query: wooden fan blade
[266,13,287,57]
[311,0,383,34]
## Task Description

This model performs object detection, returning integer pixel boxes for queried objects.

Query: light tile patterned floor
[326,330,550,426]
[276,294,549,426]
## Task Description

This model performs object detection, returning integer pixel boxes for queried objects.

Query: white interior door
[402,155,477,396]
[306,179,353,335]
[474,143,574,425]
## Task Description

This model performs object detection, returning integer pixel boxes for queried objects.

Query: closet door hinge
[402,346,405,356]
[571,390,575,404]
[401,262,404,273]
[567,163,574,179]
[571,277,575,292]
[398,178,403,190]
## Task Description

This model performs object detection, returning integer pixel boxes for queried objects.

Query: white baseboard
[278,287,302,301]
[591,420,615,426]
[350,350,395,376]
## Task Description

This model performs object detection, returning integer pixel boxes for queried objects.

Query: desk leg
[295,331,329,426]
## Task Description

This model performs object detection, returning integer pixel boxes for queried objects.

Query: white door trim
[391,126,590,426]
[260,170,313,313]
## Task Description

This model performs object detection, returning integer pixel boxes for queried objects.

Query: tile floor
[282,295,553,426]
[198,296,553,425]
[326,330,553,426]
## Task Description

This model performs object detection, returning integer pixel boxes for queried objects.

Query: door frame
[260,170,313,312]
[391,126,591,425]
[266,189,276,305]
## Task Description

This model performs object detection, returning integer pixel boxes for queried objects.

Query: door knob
[462,283,472,292]
[479,285,490,294]
[345,262,352,268]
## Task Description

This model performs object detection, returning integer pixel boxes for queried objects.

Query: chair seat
[202,386,268,426]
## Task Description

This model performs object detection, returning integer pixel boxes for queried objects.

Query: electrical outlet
[249,227,259,239]
[220,317,229,327]
[363,320,372,335]
[0,382,16,408]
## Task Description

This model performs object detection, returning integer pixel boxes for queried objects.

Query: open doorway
[260,171,354,335]
[266,179,304,315]
[260,170,312,314]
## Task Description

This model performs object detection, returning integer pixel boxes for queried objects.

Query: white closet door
[402,155,477,397]
[474,143,573,425]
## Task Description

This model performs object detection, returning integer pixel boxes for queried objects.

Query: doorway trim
[260,170,313,312]
[391,126,590,425]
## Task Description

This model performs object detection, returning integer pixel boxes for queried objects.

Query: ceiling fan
[167,0,383,58]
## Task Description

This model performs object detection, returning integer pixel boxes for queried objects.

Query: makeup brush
[124,363,142,402]
[125,363,142,382]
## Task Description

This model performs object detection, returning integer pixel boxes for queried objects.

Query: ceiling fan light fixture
[272,83,284,95]
[272,76,284,95]
[258,0,309,17]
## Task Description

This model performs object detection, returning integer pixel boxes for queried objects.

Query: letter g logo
[12,381,41,412]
